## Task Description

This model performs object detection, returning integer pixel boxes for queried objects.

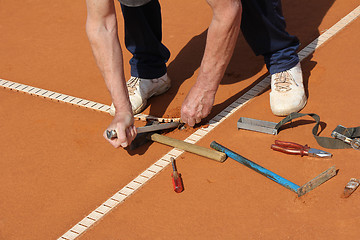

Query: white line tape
[0,78,181,122]
[2,6,357,240]
[0,79,112,114]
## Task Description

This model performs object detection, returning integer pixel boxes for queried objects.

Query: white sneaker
[109,73,171,116]
[270,62,307,116]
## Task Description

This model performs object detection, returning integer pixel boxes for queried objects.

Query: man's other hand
[181,85,216,127]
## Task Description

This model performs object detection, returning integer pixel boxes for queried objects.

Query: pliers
[271,140,332,158]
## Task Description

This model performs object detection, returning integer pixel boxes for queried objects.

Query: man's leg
[240,0,306,116]
[240,0,299,74]
[120,0,170,78]
[110,0,171,115]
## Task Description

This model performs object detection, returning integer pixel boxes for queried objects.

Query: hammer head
[129,121,184,150]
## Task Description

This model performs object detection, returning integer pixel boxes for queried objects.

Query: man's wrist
[194,74,220,93]
[112,101,133,115]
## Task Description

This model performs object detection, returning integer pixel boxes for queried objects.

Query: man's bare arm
[86,0,136,147]
[181,0,242,126]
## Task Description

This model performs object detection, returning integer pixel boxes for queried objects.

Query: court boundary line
[0,79,179,123]
[1,5,358,240]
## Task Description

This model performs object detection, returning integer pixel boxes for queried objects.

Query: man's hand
[104,110,137,148]
[181,85,216,127]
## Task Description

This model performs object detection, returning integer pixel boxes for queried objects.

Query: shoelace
[126,77,141,95]
[273,71,298,92]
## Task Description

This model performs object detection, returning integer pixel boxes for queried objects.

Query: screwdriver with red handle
[171,157,184,193]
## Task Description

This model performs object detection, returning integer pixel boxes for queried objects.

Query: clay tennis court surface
[1,1,360,239]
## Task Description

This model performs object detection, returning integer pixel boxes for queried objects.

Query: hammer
[106,122,226,162]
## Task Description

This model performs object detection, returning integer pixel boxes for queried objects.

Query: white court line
[0,79,112,113]
[1,5,358,240]
[0,79,175,122]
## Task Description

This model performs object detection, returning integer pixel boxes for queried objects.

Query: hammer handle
[150,133,226,162]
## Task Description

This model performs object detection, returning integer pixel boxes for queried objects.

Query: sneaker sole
[271,96,307,116]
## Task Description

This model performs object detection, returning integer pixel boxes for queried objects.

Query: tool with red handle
[171,157,184,193]
[271,140,332,158]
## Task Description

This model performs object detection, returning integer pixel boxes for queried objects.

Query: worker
[85,0,306,148]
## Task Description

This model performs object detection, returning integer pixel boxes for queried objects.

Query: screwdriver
[170,157,184,193]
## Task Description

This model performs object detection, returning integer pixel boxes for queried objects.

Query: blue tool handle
[210,141,300,193]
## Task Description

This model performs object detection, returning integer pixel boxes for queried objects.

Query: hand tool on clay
[210,141,337,197]
[271,140,332,158]
[106,121,227,162]
[106,121,180,139]
[331,125,360,150]
[171,157,184,193]
[140,133,226,162]
[342,178,360,198]
[237,112,359,149]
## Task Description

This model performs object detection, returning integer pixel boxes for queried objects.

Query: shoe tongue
[274,72,293,92]
[127,77,140,95]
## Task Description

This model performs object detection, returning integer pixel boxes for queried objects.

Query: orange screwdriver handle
[172,171,184,193]
[171,157,184,193]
